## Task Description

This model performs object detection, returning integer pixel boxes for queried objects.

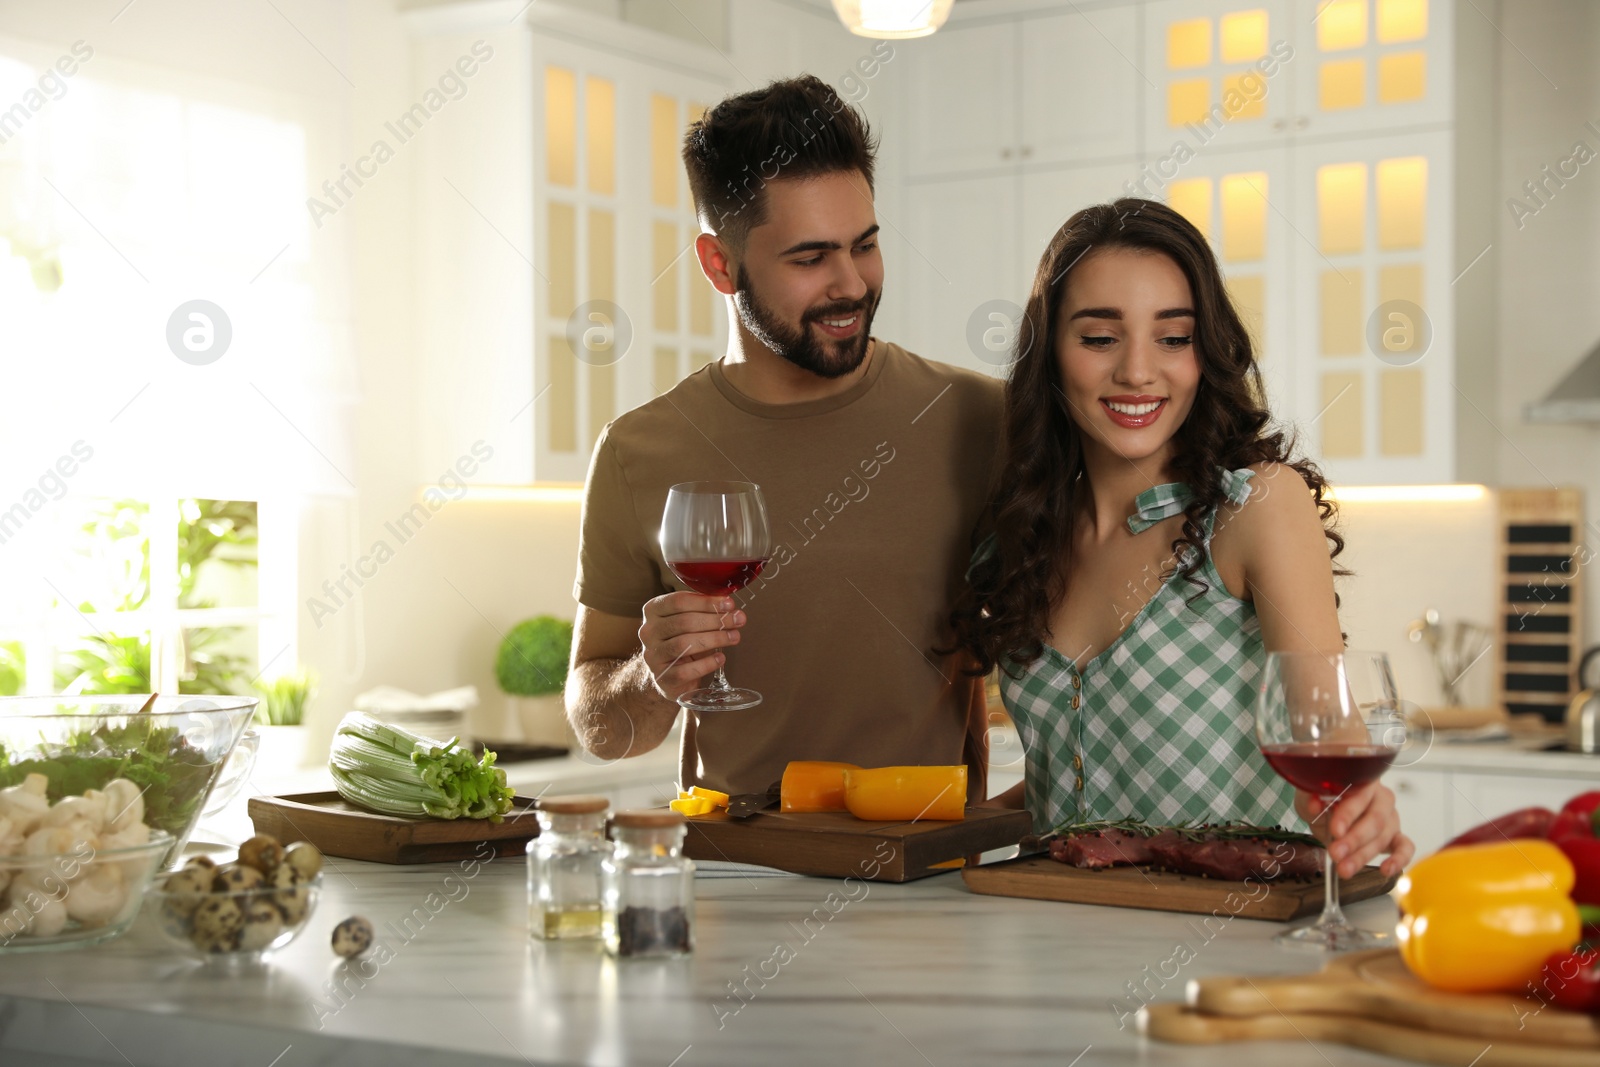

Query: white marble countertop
[0,725,1470,1066]
[0,830,1417,1065]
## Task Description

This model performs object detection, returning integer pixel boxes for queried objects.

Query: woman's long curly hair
[949,198,1347,678]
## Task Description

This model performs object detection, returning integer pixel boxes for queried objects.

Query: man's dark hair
[682,74,877,250]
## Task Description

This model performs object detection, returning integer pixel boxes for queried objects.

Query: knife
[725,781,782,819]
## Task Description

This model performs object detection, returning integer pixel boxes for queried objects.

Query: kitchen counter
[0,834,1416,1065]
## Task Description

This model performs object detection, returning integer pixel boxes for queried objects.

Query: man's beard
[733,265,878,380]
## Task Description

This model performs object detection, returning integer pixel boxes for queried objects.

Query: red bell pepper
[1442,806,1556,849]
[1556,836,1600,906]
[1540,947,1600,1013]
[1547,791,1600,843]
[1545,792,1600,906]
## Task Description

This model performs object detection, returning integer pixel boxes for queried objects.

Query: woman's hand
[1294,781,1415,879]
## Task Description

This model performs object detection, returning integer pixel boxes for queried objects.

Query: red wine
[667,558,769,596]
[1260,743,1396,796]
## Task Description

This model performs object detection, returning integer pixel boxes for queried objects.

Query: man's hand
[1294,781,1415,879]
[639,592,745,703]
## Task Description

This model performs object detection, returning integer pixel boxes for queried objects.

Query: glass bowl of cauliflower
[0,773,174,951]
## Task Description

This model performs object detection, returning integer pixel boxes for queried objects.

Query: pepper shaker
[602,810,694,959]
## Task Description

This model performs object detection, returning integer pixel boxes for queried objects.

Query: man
[565,74,1002,798]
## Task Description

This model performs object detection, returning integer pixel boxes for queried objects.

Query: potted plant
[251,668,316,771]
[496,616,574,747]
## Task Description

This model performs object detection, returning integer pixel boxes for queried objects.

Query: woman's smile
[1100,394,1168,428]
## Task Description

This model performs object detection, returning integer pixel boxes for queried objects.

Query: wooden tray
[1142,949,1600,1066]
[680,807,1032,882]
[960,853,1399,921]
[248,792,542,864]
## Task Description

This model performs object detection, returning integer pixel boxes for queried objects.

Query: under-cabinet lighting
[1328,484,1489,504]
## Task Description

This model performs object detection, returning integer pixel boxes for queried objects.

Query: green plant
[0,641,24,696]
[56,633,151,695]
[178,498,258,609]
[55,498,259,697]
[253,669,315,726]
[495,616,573,697]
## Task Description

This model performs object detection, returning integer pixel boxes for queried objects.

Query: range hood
[1526,337,1600,423]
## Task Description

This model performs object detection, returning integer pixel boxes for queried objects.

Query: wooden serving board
[960,853,1399,921]
[248,792,542,864]
[680,807,1033,882]
[1141,949,1600,1065]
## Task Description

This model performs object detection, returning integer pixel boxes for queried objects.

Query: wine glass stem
[707,666,733,694]
[1317,807,1348,929]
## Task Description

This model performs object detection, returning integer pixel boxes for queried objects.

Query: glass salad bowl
[0,696,259,869]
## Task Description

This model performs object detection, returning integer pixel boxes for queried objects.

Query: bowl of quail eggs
[147,832,323,965]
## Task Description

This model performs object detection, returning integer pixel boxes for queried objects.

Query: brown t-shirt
[574,340,1003,797]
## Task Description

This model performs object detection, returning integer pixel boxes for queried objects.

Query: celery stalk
[329,712,513,821]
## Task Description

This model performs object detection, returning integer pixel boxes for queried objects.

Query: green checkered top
[995,467,1301,834]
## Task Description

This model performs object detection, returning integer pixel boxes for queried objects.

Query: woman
[952,198,1412,880]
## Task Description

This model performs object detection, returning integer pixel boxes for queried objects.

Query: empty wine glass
[659,482,771,713]
[1256,650,1405,951]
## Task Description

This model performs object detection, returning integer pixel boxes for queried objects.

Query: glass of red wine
[1256,650,1405,951]
[659,481,772,713]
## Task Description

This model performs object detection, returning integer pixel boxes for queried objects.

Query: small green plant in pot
[251,668,316,772]
[496,617,574,747]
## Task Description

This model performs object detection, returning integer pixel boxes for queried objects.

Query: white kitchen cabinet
[1450,770,1599,830]
[902,173,1020,375]
[1019,6,1141,167]
[1141,0,1296,153]
[410,6,729,484]
[903,1,1138,179]
[904,21,1016,177]
[1143,0,1452,149]
[1388,765,1449,856]
[1286,0,1453,139]
[1385,760,1600,858]
[1287,129,1454,485]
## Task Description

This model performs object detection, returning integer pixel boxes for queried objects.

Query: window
[0,36,350,694]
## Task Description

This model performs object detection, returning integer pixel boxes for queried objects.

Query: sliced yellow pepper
[669,797,714,816]
[689,786,730,809]
[781,761,861,813]
[1395,839,1580,993]
[842,766,966,822]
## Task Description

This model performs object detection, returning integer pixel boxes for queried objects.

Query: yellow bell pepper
[1395,839,1580,993]
[669,796,714,816]
[688,786,729,810]
[842,766,966,822]
[780,761,861,813]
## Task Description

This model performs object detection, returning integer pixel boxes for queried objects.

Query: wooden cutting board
[1142,949,1600,1065]
[960,853,1399,921]
[680,807,1033,882]
[248,792,542,864]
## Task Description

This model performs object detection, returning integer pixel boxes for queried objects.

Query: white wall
[1334,495,1498,710]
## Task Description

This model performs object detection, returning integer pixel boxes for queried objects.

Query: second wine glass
[1256,650,1405,952]
[659,481,771,713]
